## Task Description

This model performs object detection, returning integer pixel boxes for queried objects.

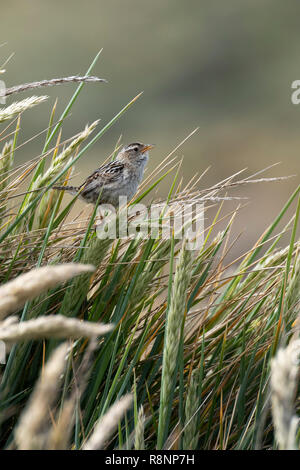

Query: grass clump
[0,52,299,450]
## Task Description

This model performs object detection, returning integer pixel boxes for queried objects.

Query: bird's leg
[98,205,105,222]
[92,205,104,232]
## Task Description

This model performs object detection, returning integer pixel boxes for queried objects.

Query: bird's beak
[141,144,155,153]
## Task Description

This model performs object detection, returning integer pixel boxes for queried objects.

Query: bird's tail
[53,185,78,195]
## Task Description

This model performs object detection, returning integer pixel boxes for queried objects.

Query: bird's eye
[134,147,138,152]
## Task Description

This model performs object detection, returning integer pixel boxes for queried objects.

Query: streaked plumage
[53,142,154,207]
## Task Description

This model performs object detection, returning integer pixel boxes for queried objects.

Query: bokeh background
[1,0,300,256]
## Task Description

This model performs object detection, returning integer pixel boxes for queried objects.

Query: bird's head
[119,142,154,165]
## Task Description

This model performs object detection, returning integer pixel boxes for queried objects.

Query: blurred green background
[1,0,300,255]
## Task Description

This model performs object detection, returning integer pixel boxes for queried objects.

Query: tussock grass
[0,53,299,450]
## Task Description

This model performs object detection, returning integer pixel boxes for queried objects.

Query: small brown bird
[53,142,154,207]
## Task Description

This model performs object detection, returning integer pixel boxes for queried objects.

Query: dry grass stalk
[47,397,75,450]
[35,120,99,227]
[0,314,113,343]
[4,75,107,97]
[83,394,133,450]
[48,340,99,450]
[0,140,13,223]
[0,140,13,186]
[0,263,95,319]
[287,255,300,322]
[25,120,99,211]
[183,369,200,450]
[14,342,69,450]
[0,96,48,123]
[134,405,145,450]
[270,339,300,450]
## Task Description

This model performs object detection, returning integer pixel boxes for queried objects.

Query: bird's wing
[80,161,125,193]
